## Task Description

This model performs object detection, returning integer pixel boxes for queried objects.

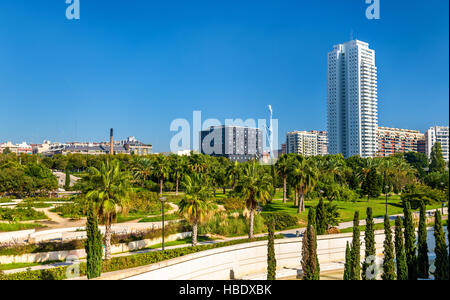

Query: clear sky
[0,0,448,152]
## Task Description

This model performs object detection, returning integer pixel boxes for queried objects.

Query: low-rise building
[0,141,32,154]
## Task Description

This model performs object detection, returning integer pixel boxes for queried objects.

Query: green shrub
[221,197,245,212]
[262,212,298,230]
[401,184,446,209]
[0,207,48,221]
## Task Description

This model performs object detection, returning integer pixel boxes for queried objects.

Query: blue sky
[0,0,448,152]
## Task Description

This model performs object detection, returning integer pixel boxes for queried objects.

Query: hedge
[0,235,284,280]
[262,212,299,230]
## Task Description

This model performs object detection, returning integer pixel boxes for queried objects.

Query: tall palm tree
[86,159,131,260]
[290,156,318,213]
[178,174,212,246]
[226,161,241,190]
[275,154,290,204]
[152,155,170,195]
[235,160,272,239]
[169,154,185,196]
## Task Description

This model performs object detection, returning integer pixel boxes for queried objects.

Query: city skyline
[0,0,448,152]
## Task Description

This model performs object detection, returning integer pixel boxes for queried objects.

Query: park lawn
[0,222,45,232]
[0,261,61,271]
[262,194,444,227]
[139,213,181,223]
[116,206,171,223]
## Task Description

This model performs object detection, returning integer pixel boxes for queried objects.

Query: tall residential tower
[327,40,378,158]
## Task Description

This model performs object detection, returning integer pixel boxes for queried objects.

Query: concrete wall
[97,228,443,280]
[0,232,191,264]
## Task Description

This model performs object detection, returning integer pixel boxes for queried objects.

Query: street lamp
[385,185,389,216]
[440,182,444,215]
[160,197,167,251]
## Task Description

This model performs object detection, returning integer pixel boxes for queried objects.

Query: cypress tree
[350,211,361,280]
[403,201,417,280]
[417,201,429,279]
[308,207,317,231]
[65,168,71,191]
[301,225,319,280]
[429,142,446,173]
[433,210,449,280]
[343,242,352,280]
[382,215,396,280]
[306,207,320,279]
[85,203,103,279]
[316,199,327,235]
[267,219,276,280]
[394,216,408,280]
[362,207,376,280]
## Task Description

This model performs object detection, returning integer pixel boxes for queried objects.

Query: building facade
[327,40,378,158]
[200,126,263,162]
[425,126,449,162]
[377,127,425,157]
[0,141,32,154]
[285,131,328,157]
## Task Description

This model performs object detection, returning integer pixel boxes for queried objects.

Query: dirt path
[34,207,86,230]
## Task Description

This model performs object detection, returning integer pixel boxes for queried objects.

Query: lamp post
[385,185,389,216]
[160,197,167,251]
[440,182,444,214]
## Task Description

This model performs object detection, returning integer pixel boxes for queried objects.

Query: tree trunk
[298,193,305,214]
[223,187,226,194]
[294,189,298,206]
[104,222,112,260]
[160,178,163,195]
[192,221,198,246]
[249,208,255,239]
[176,178,179,196]
[283,176,287,204]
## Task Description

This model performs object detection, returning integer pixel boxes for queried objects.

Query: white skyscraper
[327,40,378,158]
[425,126,449,162]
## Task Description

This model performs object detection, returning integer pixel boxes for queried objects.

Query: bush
[401,184,446,209]
[262,212,298,230]
[198,213,266,237]
[0,207,48,221]
[221,197,245,212]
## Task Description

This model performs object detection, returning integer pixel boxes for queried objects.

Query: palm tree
[132,157,152,188]
[275,154,290,204]
[226,161,241,190]
[86,159,131,260]
[290,156,318,213]
[178,174,212,246]
[152,155,170,195]
[235,160,272,239]
[169,154,185,196]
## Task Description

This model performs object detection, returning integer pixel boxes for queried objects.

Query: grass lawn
[116,206,171,223]
[262,194,445,227]
[0,222,45,232]
[0,261,61,271]
[139,213,181,223]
